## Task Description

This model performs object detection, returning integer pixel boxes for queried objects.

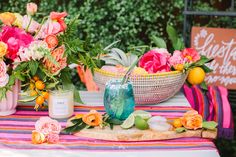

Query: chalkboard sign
[191,27,236,89]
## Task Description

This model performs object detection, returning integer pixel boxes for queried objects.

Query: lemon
[120,113,135,129]
[133,110,152,120]
[187,67,205,85]
[134,116,149,130]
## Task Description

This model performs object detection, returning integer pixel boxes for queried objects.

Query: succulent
[101,48,138,67]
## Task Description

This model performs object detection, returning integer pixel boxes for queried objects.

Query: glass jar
[104,79,135,120]
[48,88,74,119]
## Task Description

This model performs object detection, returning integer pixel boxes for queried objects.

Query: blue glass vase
[104,79,135,120]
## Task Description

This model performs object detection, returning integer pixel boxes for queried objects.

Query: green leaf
[71,118,83,124]
[107,118,123,125]
[74,89,84,104]
[29,61,39,76]
[200,81,208,91]
[175,127,187,133]
[151,35,167,48]
[201,65,213,73]
[14,71,25,81]
[18,95,37,102]
[167,25,178,44]
[62,121,87,134]
[202,121,218,130]
[195,56,213,66]
[14,62,28,71]
[46,82,59,89]
[173,38,185,50]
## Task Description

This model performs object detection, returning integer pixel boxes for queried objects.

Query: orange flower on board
[82,110,102,126]
[0,42,8,58]
[45,34,58,49]
[181,110,203,130]
[0,12,16,25]
[32,130,46,144]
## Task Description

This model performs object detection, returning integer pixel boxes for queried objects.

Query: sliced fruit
[120,113,135,129]
[148,122,172,132]
[134,116,149,130]
[147,116,167,124]
[133,110,151,120]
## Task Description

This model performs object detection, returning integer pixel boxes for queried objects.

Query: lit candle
[48,89,74,119]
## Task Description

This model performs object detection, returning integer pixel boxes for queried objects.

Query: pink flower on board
[182,48,201,63]
[35,117,61,135]
[139,48,171,73]
[0,61,9,87]
[22,15,40,33]
[47,133,60,144]
[44,45,67,74]
[0,26,33,60]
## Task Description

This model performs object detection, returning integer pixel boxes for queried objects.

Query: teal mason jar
[104,79,135,120]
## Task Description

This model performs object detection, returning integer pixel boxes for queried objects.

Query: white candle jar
[48,89,74,119]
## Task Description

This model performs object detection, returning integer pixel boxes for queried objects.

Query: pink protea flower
[0,26,33,60]
[35,117,61,135]
[44,45,67,74]
[139,48,171,73]
[182,48,201,63]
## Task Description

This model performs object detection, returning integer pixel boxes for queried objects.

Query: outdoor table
[0,92,220,157]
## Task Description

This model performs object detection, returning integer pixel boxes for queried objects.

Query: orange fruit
[29,83,35,90]
[42,91,49,99]
[36,96,45,105]
[33,76,39,81]
[187,67,205,85]
[30,90,38,96]
[173,118,182,128]
[174,64,184,71]
[35,80,45,90]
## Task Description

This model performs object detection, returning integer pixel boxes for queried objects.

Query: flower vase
[0,81,20,116]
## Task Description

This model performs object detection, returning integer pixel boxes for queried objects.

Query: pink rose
[0,61,9,87]
[35,117,61,135]
[169,50,185,67]
[26,3,37,15]
[139,48,171,73]
[47,133,60,144]
[0,26,33,60]
[22,15,40,33]
[182,48,200,63]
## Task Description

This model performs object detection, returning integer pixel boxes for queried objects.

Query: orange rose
[0,12,16,25]
[32,130,46,144]
[45,35,58,49]
[0,42,7,58]
[181,110,203,130]
[82,110,102,126]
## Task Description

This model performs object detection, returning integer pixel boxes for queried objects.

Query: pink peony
[26,3,37,15]
[47,133,60,144]
[35,117,61,135]
[0,26,33,60]
[169,50,185,67]
[0,61,9,87]
[22,15,40,33]
[182,48,200,63]
[44,45,67,74]
[139,48,171,73]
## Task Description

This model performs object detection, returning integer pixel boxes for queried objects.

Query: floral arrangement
[32,117,61,144]
[0,2,82,110]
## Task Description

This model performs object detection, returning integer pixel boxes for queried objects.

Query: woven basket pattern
[94,68,187,105]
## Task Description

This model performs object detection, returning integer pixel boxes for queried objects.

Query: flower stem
[26,16,33,32]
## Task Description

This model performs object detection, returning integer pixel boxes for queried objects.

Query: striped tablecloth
[0,92,220,157]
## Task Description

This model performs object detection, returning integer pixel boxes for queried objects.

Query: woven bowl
[93,68,188,105]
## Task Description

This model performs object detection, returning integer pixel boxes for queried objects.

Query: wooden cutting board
[74,125,217,141]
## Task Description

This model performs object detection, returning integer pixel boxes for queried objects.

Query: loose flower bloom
[0,42,8,58]
[26,2,38,15]
[35,117,61,135]
[47,133,60,144]
[32,130,46,144]
[139,48,171,73]
[181,110,203,130]
[82,110,102,126]
[0,12,16,25]
[45,34,58,49]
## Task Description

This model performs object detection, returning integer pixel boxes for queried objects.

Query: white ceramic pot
[0,81,20,116]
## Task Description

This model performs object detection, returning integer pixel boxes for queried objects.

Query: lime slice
[120,114,135,129]
[134,116,149,130]
[133,110,152,120]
